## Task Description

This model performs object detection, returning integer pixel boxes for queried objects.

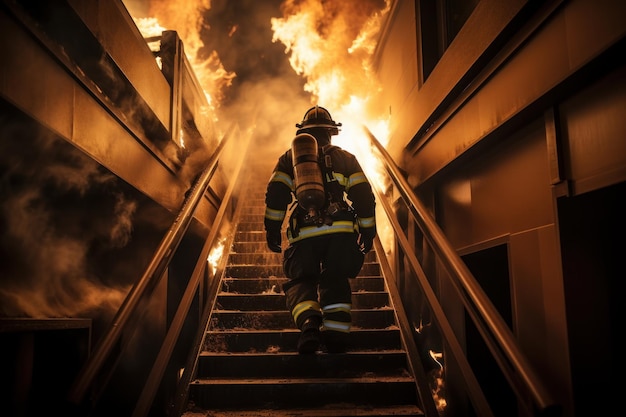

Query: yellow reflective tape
[265,207,286,221]
[347,172,367,190]
[322,303,352,314]
[287,221,357,243]
[270,171,294,190]
[332,172,348,187]
[322,319,351,333]
[358,217,375,228]
[292,300,321,322]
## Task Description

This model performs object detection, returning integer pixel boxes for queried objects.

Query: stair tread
[217,290,389,295]
[186,178,422,415]
[206,329,399,335]
[183,404,424,416]
[211,307,393,312]
[206,327,397,333]
[192,375,415,384]
[199,349,407,357]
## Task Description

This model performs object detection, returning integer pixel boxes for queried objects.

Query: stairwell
[183,166,425,416]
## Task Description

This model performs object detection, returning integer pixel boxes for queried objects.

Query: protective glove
[358,227,376,254]
[266,229,282,253]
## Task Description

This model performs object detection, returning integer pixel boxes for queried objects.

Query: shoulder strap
[319,144,338,176]
[318,145,345,205]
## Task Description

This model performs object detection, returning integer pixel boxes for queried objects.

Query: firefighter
[264,106,377,354]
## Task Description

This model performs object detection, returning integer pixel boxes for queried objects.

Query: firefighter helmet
[295,106,341,136]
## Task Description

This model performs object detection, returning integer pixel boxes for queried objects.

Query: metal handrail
[372,180,494,417]
[168,157,269,417]
[68,131,231,407]
[132,126,250,417]
[373,236,446,417]
[363,127,561,416]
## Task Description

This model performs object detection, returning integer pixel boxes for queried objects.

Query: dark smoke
[0,107,165,320]
[201,0,312,160]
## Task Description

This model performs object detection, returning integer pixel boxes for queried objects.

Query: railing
[135,126,251,417]
[364,127,562,417]
[67,125,251,416]
[166,135,255,417]
[64,121,560,416]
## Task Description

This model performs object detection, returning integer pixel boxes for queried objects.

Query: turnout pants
[282,233,365,335]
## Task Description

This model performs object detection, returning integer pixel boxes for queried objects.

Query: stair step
[225,264,285,278]
[188,375,419,409]
[235,230,266,242]
[227,252,283,265]
[221,276,386,293]
[215,292,390,310]
[226,252,378,265]
[238,213,265,222]
[203,328,402,353]
[236,221,265,231]
[208,309,396,330]
[232,241,273,252]
[225,263,380,278]
[183,404,424,417]
[184,175,423,416]
[197,350,410,378]
[220,277,287,293]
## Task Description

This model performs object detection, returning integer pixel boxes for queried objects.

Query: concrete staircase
[184,170,424,416]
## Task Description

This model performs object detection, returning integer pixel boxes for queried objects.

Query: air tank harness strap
[288,200,300,238]
[320,145,350,217]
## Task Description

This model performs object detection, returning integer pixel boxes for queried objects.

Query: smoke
[199,0,313,163]
[0,113,136,319]
[0,1,394,322]
[125,0,391,171]
[164,0,394,250]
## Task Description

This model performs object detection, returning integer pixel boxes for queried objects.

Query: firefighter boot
[297,317,321,354]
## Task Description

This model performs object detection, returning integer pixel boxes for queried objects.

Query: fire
[125,0,391,193]
[208,239,225,276]
[134,16,167,64]
[125,0,395,252]
[125,0,235,120]
[271,0,390,113]
[271,0,393,254]
[429,350,448,411]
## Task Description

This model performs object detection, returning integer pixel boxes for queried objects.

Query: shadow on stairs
[182,168,425,417]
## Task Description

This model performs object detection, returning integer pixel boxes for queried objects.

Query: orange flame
[429,350,448,411]
[126,0,395,252]
[126,0,235,117]
[208,238,226,276]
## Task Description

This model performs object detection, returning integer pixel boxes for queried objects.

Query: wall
[374,0,625,415]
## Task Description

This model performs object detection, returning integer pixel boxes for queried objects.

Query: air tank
[291,133,325,214]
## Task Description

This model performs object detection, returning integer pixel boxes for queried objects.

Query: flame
[208,239,225,276]
[134,16,167,68]
[178,128,185,148]
[271,0,393,254]
[126,0,235,121]
[126,0,396,252]
[429,350,448,411]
